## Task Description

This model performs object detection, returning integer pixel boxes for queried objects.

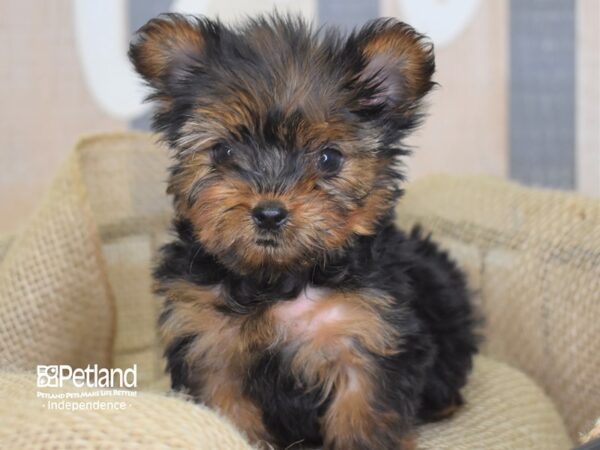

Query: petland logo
[37,364,137,389]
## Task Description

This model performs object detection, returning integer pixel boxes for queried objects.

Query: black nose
[252,201,288,230]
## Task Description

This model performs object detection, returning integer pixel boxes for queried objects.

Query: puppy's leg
[274,289,428,450]
[321,366,418,450]
[202,371,272,445]
[403,227,478,422]
[158,282,272,445]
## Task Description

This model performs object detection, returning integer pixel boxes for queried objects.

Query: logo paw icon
[37,365,59,387]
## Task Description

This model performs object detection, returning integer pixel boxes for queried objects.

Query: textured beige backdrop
[0,0,598,236]
[388,0,509,181]
[0,1,124,235]
[577,0,600,196]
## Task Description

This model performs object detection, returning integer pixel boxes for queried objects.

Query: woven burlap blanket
[1,132,598,448]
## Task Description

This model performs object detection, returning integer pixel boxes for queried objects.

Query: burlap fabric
[0,356,571,450]
[0,371,254,450]
[0,151,114,371]
[395,174,600,440]
[75,134,173,392]
[1,132,596,448]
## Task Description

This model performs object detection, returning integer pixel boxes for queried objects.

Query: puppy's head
[130,14,434,274]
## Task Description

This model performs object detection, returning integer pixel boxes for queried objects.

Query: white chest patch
[272,286,349,337]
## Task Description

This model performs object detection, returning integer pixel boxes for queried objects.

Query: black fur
[246,349,328,447]
[134,13,478,449]
[162,332,197,390]
[155,219,479,445]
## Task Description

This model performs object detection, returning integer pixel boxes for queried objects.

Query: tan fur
[157,281,275,442]
[168,132,394,274]
[202,370,271,443]
[271,289,405,449]
[323,375,403,450]
[181,166,375,272]
[362,22,432,102]
[157,279,408,448]
[348,184,394,235]
[133,16,205,85]
[135,15,437,450]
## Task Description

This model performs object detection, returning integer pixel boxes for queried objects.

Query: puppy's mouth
[255,238,279,248]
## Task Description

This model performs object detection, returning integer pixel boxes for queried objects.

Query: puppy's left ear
[129,13,218,92]
[351,19,435,121]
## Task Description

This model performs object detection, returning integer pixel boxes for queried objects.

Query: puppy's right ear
[129,13,218,91]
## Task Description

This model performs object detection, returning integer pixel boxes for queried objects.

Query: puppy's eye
[317,148,344,176]
[211,144,234,165]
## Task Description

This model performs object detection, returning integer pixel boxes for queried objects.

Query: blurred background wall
[0,0,598,236]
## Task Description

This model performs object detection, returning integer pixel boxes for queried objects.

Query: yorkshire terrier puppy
[130,13,478,450]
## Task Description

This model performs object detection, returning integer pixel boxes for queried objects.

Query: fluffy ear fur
[129,13,219,91]
[353,19,435,116]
